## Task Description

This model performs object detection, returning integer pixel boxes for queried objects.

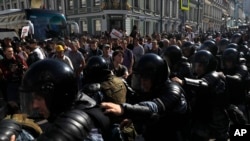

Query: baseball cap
[103,44,110,48]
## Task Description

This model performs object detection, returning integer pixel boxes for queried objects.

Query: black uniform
[119,54,189,141]
[162,45,193,80]
[18,59,111,141]
[221,48,249,123]
[181,50,229,141]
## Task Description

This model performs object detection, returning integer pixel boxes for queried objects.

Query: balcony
[101,1,131,10]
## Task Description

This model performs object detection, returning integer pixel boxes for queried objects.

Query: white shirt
[33,47,46,60]
[186,32,195,42]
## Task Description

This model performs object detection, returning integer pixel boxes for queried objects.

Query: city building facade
[0,0,247,36]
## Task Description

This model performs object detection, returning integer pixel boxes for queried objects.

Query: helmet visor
[193,62,206,76]
[20,91,48,118]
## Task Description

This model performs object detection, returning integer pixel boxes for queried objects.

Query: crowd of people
[0,26,250,141]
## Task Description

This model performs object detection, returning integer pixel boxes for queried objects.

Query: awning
[0,31,19,40]
[222,9,229,16]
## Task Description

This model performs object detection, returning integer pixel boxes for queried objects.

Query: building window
[13,3,17,8]
[134,0,139,8]
[165,24,168,32]
[145,0,150,10]
[7,4,10,9]
[94,0,100,6]
[80,0,86,8]
[1,5,4,10]
[81,20,88,32]
[146,21,150,34]
[21,2,25,9]
[69,0,73,10]
[94,19,101,34]
[154,0,160,14]
[172,24,175,32]
[165,0,169,17]
[57,0,62,11]
[172,1,176,18]
[194,8,197,22]
[154,22,159,33]
[134,20,139,29]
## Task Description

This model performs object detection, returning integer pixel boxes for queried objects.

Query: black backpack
[26,52,40,66]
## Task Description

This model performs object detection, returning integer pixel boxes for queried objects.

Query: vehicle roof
[0,8,63,15]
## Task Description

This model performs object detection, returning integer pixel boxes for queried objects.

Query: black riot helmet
[218,38,230,53]
[182,41,194,48]
[199,40,218,56]
[226,43,238,50]
[193,50,217,73]
[162,45,182,66]
[230,33,242,44]
[181,41,196,58]
[222,48,239,66]
[20,59,77,121]
[238,44,249,55]
[84,56,110,83]
[137,53,169,85]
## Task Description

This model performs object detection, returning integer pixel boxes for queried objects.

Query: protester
[0,46,28,110]
[110,49,129,79]
[52,45,74,70]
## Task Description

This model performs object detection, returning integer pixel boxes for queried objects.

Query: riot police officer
[0,99,42,141]
[199,40,223,71]
[162,45,194,105]
[226,43,239,50]
[217,38,231,72]
[220,48,249,123]
[101,53,189,141]
[18,59,111,141]
[162,45,193,79]
[181,41,197,63]
[199,40,218,56]
[172,50,230,141]
[230,33,243,45]
[217,38,230,55]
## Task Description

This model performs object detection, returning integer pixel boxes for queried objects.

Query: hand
[128,68,133,75]
[120,118,132,129]
[171,77,183,85]
[217,72,225,79]
[10,135,16,141]
[100,102,124,116]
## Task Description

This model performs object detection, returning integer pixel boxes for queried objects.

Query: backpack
[101,75,139,141]
[101,75,127,104]
[26,52,40,66]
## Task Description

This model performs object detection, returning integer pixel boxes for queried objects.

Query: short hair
[90,39,98,44]
[121,40,127,44]
[57,41,66,46]
[81,36,87,40]
[152,39,157,43]
[112,50,124,60]
[3,45,13,51]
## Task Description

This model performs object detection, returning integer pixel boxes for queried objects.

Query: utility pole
[197,0,200,33]
[64,0,67,17]
[160,0,163,33]
[234,0,239,27]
